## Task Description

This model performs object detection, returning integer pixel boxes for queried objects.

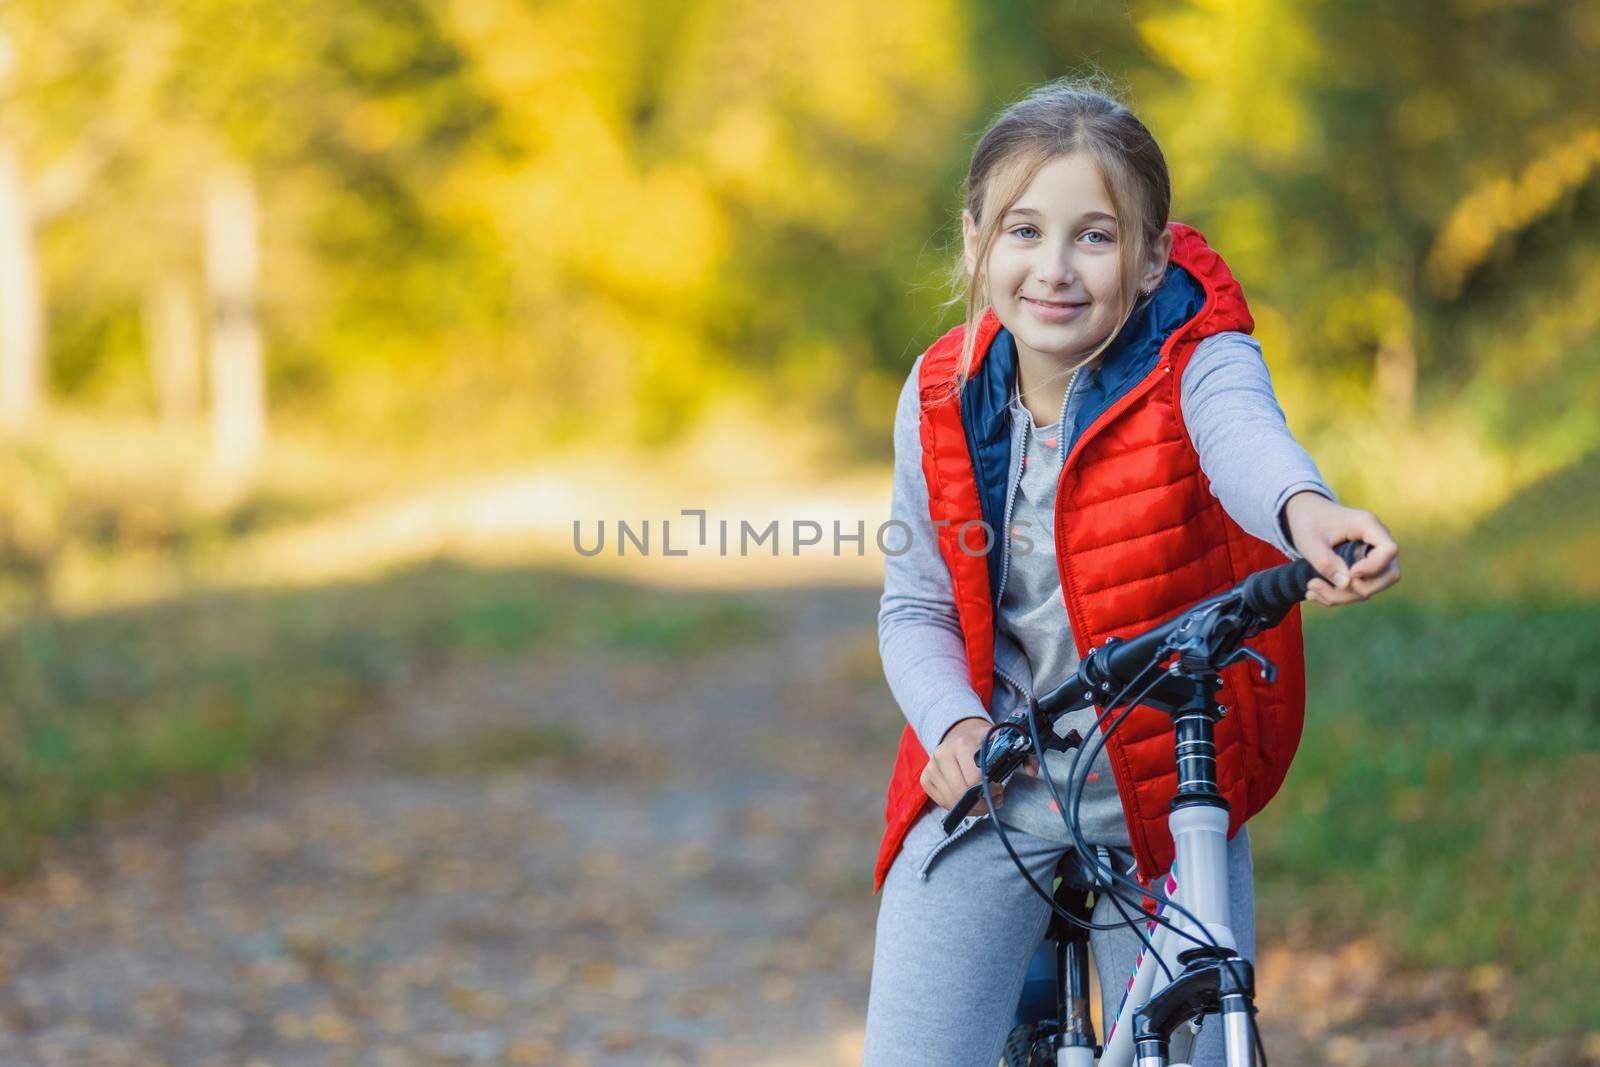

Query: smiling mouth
[1024,297,1088,317]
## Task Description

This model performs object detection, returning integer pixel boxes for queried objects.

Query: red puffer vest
[873,223,1306,893]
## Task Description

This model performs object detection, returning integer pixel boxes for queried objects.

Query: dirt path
[0,586,1566,1065]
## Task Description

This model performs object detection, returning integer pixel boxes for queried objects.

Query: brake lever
[941,785,985,834]
[1218,644,1277,682]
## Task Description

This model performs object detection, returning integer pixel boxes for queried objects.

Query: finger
[1356,550,1395,585]
[1318,576,1366,603]
[1351,558,1401,598]
[951,750,985,793]
[1300,535,1351,591]
[976,784,1003,813]
[937,750,964,792]
[958,748,988,790]
[956,746,1000,809]
[926,760,959,809]
[1348,541,1395,579]
[1307,572,1362,605]
[937,751,966,794]
[1347,518,1398,579]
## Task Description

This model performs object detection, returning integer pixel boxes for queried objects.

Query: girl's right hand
[921,717,1003,814]
[1281,491,1401,605]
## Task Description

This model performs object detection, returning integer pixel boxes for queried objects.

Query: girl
[863,79,1400,1066]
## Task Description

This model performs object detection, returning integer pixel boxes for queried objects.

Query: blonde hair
[947,77,1172,388]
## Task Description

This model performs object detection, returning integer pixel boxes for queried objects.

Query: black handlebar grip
[1241,540,1370,618]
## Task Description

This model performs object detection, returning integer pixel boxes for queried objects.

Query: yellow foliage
[429,0,976,439]
[1426,128,1600,298]
[1323,286,1412,352]
[1138,0,1322,171]
[340,97,410,154]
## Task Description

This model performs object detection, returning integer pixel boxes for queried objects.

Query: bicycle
[940,540,1371,1067]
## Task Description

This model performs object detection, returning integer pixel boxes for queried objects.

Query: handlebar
[940,541,1371,832]
[1240,540,1367,621]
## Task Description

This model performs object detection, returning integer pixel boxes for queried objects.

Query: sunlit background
[0,1,1596,1063]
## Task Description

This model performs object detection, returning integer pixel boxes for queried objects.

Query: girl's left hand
[1282,491,1401,606]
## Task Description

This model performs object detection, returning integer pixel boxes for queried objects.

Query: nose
[1034,238,1076,289]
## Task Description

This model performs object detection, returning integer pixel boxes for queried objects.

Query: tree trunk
[1374,321,1417,421]
[203,161,265,477]
[1374,251,1418,423]
[143,275,203,424]
[0,130,44,429]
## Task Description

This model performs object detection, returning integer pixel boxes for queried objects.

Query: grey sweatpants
[861,800,1256,1067]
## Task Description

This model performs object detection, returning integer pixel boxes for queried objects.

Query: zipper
[993,363,1083,609]
[917,811,988,879]
[994,661,1031,702]
[1053,364,1078,454]
[991,421,1024,609]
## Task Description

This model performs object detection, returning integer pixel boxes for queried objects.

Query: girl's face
[963,151,1169,370]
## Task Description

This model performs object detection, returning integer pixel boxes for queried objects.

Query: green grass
[1416,447,1600,604]
[0,559,771,879]
[1253,598,1600,1034]
[1250,445,1600,1037]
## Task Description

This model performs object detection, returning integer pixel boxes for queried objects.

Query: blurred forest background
[0,0,1597,1059]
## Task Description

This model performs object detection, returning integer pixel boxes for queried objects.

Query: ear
[1140,227,1174,292]
[961,210,979,277]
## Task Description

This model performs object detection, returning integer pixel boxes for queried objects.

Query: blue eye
[1082,231,1111,245]
[1012,225,1041,240]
